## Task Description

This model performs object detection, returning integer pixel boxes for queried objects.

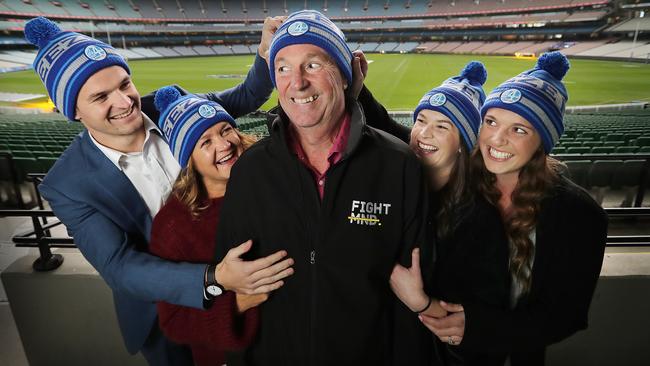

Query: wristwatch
[204,264,224,299]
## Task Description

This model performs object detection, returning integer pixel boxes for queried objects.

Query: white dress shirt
[88,114,181,217]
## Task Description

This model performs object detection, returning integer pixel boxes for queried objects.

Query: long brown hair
[434,142,473,241]
[470,146,563,293]
[172,130,257,218]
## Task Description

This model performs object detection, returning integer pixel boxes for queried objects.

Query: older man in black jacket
[215,10,432,366]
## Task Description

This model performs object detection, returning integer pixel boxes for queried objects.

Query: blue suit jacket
[38,54,273,354]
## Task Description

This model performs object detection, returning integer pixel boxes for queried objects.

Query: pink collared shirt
[288,113,351,200]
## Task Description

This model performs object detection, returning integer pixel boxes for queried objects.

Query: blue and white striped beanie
[268,10,353,88]
[154,86,236,169]
[481,52,570,154]
[413,61,487,149]
[24,17,130,121]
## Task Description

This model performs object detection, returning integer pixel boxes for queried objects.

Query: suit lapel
[80,131,153,242]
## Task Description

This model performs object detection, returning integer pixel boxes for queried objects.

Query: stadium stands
[0,0,611,21]
[359,42,379,52]
[607,16,650,33]
[560,40,609,55]
[376,42,399,52]
[150,46,181,57]
[577,41,644,57]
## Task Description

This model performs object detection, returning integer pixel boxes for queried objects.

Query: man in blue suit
[24,17,294,365]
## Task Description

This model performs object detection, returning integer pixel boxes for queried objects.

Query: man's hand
[258,16,287,63]
[236,293,269,313]
[216,240,294,294]
[349,50,368,99]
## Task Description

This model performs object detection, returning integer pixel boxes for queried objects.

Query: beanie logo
[429,93,447,107]
[500,89,522,104]
[198,104,217,119]
[84,45,107,61]
[288,21,309,36]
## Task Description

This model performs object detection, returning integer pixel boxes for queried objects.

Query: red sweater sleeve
[150,197,260,351]
[157,293,259,350]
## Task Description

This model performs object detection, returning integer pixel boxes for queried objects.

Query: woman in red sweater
[148,86,291,365]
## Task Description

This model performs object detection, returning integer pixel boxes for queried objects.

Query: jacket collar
[269,96,367,161]
[79,130,153,241]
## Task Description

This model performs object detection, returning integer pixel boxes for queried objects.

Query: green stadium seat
[591,147,614,154]
[565,160,591,189]
[611,160,646,189]
[589,159,624,204]
[10,150,35,158]
[12,157,44,179]
[580,131,601,140]
[606,133,625,142]
[615,146,639,154]
[563,142,583,148]
[551,146,566,154]
[637,136,650,146]
[639,146,650,153]
[603,141,625,147]
[590,160,622,187]
[567,147,591,154]
[612,160,647,206]
[37,157,59,172]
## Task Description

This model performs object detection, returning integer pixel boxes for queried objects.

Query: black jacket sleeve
[358,85,411,144]
[460,185,607,353]
[141,53,273,122]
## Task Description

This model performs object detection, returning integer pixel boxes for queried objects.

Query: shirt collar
[288,112,351,160]
[88,113,161,171]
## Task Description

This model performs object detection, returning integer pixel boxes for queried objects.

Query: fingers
[225,240,253,259]
[246,250,289,273]
[439,300,464,313]
[251,279,285,294]
[250,257,294,283]
[420,312,464,329]
[419,315,464,338]
[357,50,368,77]
[411,247,421,272]
[437,335,463,346]
[251,263,295,286]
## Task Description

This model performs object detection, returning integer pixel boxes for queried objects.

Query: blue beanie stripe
[268,10,353,88]
[444,93,478,147]
[501,82,564,141]
[35,32,88,81]
[176,115,206,167]
[49,46,85,107]
[172,113,201,159]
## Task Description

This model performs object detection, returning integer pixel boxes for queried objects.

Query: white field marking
[563,80,576,84]
[394,58,407,72]
[621,64,640,68]
[367,60,374,64]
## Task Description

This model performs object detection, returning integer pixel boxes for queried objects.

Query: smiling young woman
[445,52,608,366]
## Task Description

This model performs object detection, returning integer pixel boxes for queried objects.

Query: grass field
[1,53,649,111]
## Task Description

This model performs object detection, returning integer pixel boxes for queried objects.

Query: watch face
[207,285,222,296]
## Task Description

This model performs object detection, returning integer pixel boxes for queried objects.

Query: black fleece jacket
[215,99,431,366]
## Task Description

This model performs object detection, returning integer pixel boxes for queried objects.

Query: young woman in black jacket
[412,52,607,366]
[386,62,511,366]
